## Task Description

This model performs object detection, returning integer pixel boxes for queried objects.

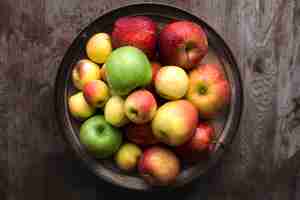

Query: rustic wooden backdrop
[1,0,300,199]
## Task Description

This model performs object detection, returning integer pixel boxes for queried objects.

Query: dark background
[1,0,300,199]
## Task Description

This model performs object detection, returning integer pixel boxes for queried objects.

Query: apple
[159,21,208,69]
[152,100,198,146]
[125,89,157,124]
[83,80,109,108]
[68,92,95,119]
[115,143,142,172]
[112,16,157,58]
[151,62,161,83]
[80,115,122,159]
[72,59,101,90]
[155,66,189,100]
[105,46,152,95]
[175,122,215,162]
[100,64,107,82]
[125,123,158,146]
[104,96,129,127]
[138,146,180,186]
[86,33,112,64]
[187,64,230,118]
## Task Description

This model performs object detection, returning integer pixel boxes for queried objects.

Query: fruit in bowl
[187,63,231,118]
[152,100,198,146]
[175,122,215,162]
[159,21,208,69]
[80,115,122,159]
[112,16,157,58]
[72,59,101,90]
[68,92,95,119]
[155,66,189,100]
[62,13,235,188]
[105,46,152,95]
[104,96,129,127]
[125,123,158,146]
[115,143,142,172]
[124,89,157,124]
[138,146,180,186]
[83,80,110,108]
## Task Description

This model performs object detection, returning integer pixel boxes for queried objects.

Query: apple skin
[83,80,109,108]
[125,123,159,147]
[104,96,129,127]
[86,33,112,64]
[152,100,198,146]
[187,64,230,118]
[105,46,152,95]
[68,92,95,119]
[125,89,157,124]
[80,115,122,159]
[100,64,107,82]
[175,122,215,162]
[115,143,142,172]
[112,16,157,58]
[159,21,208,69]
[138,146,180,186]
[72,59,101,90]
[150,62,161,83]
[155,66,189,100]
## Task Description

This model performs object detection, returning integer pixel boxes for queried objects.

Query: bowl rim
[54,2,244,191]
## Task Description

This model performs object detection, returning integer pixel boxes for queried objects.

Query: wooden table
[2,0,300,199]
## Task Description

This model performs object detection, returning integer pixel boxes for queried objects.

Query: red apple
[83,80,109,108]
[124,89,157,124]
[125,123,159,147]
[138,146,180,186]
[187,64,230,118]
[112,16,157,58]
[159,21,208,69]
[151,62,161,83]
[175,122,215,162]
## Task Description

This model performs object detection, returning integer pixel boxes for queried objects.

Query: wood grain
[2,0,300,199]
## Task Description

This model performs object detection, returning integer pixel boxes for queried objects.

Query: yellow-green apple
[83,80,109,108]
[68,92,95,119]
[155,66,189,100]
[104,96,129,127]
[112,16,157,58]
[80,115,122,158]
[159,21,208,69]
[187,64,230,118]
[175,122,215,162]
[86,33,112,64]
[72,59,101,90]
[138,146,180,186]
[115,143,142,172]
[105,46,152,95]
[125,123,158,147]
[152,100,198,146]
[125,89,157,124]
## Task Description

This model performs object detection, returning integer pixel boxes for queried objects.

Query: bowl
[54,3,243,191]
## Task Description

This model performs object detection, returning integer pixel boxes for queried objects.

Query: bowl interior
[55,4,243,191]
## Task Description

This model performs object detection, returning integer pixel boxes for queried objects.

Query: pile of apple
[68,16,230,186]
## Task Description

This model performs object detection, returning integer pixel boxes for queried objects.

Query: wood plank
[2,0,300,199]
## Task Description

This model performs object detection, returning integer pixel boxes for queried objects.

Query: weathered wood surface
[1,0,300,199]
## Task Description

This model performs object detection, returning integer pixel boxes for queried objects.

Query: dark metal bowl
[54,3,243,191]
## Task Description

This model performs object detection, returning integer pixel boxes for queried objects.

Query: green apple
[80,115,122,158]
[104,96,129,127]
[105,46,152,95]
[115,143,142,172]
[68,92,95,119]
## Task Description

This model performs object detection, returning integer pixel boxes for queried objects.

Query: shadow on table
[21,151,212,200]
